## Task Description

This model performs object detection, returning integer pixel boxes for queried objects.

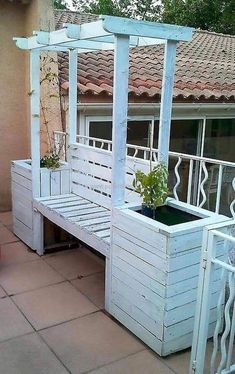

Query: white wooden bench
[31,143,151,258]
[34,193,111,257]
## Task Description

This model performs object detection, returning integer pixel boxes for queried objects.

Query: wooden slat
[62,206,104,218]
[68,210,110,222]
[38,194,77,202]
[50,170,61,196]
[49,200,90,210]
[46,196,83,206]
[61,169,71,194]
[79,215,111,227]
[71,144,112,167]
[72,171,112,195]
[12,172,32,190]
[95,229,111,238]
[56,203,95,213]
[72,183,111,209]
[34,198,110,257]
[88,222,110,232]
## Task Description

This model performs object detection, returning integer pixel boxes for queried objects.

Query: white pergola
[14,15,193,207]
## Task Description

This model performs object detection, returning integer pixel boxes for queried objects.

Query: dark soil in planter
[138,205,201,226]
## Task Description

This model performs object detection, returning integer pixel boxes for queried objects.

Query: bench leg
[32,209,44,256]
[105,257,111,312]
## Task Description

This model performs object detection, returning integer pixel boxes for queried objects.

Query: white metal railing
[190,221,235,374]
[53,131,235,217]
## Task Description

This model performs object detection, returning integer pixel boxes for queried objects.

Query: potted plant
[133,163,169,220]
[110,157,228,356]
[40,153,61,169]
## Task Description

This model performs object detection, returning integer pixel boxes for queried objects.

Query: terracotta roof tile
[55,10,235,102]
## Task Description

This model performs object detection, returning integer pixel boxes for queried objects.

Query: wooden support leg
[32,208,44,256]
[105,257,111,312]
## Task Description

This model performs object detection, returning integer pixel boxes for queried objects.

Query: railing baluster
[210,268,227,373]
[226,295,235,371]
[215,164,223,213]
[199,161,209,208]
[187,159,194,204]
[229,177,235,219]
[173,157,182,201]
[217,271,235,373]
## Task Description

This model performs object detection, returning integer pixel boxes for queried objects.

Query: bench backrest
[70,143,156,209]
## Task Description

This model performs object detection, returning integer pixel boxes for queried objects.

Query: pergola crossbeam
[102,15,193,41]
[13,16,193,52]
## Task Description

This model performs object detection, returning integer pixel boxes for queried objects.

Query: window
[204,119,235,162]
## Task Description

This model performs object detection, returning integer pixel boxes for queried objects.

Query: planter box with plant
[11,155,70,248]
[110,163,229,356]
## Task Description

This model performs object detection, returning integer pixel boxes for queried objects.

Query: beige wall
[0,0,54,211]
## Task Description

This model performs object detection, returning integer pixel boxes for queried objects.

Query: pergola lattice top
[14,15,193,52]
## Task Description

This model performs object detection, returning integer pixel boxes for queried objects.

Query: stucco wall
[0,0,54,211]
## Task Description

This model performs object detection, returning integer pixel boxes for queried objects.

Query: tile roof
[55,10,235,102]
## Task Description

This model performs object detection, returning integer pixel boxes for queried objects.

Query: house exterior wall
[0,0,54,211]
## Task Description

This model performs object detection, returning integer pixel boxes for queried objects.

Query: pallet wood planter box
[11,159,70,248]
[110,198,228,356]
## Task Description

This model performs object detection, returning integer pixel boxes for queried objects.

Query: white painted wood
[72,183,112,209]
[69,210,110,222]
[50,171,61,196]
[110,201,228,356]
[40,168,51,197]
[30,50,41,198]
[13,217,33,248]
[102,16,193,41]
[33,193,110,257]
[111,35,130,207]
[61,169,71,194]
[110,304,163,354]
[68,49,78,145]
[158,40,177,167]
[12,172,32,190]
[33,209,44,255]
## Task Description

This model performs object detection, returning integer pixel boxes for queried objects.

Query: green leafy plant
[40,153,60,169]
[133,163,169,215]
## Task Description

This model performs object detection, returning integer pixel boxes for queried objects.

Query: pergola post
[158,40,177,167]
[68,49,78,145]
[30,50,43,254]
[30,50,41,198]
[111,35,130,207]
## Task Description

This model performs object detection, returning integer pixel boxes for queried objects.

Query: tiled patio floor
[0,211,193,374]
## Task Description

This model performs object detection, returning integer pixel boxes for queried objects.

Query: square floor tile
[89,350,175,374]
[0,286,6,298]
[0,211,12,227]
[1,241,39,266]
[40,311,144,374]
[0,297,33,342]
[45,248,104,280]
[71,272,105,309]
[0,260,64,295]
[0,226,18,244]
[13,281,98,330]
[164,340,235,374]
[0,333,69,374]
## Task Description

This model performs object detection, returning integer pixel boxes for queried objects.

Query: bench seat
[33,193,111,257]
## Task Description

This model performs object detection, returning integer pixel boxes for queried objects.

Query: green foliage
[73,0,234,34]
[162,0,235,35]
[133,163,169,209]
[40,154,60,169]
[54,0,69,9]
[73,0,161,20]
